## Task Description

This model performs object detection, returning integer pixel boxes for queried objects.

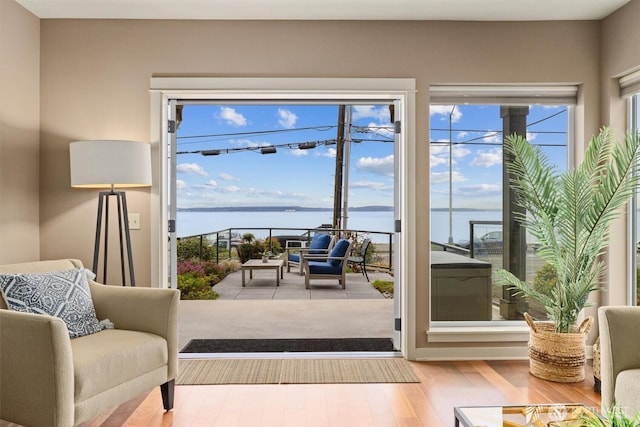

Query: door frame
[149,77,416,358]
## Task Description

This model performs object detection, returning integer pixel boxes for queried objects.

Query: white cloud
[430,155,447,168]
[430,105,462,122]
[176,163,208,176]
[350,180,393,191]
[290,148,308,157]
[216,107,247,127]
[321,147,337,158]
[431,170,467,184]
[363,121,394,138]
[221,185,240,193]
[352,105,390,122]
[231,138,271,149]
[483,131,501,144]
[176,179,187,190]
[429,144,470,168]
[218,172,236,181]
[430,144,449,155]
[456,183,502,197]
[457,131,469,139]
[470,148,503,167]
[452,146,471,158]
[204,180,218,188]
[277,108,297,128]
[356,154,394,177]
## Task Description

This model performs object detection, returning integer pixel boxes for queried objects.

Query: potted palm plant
[496,127,640,382]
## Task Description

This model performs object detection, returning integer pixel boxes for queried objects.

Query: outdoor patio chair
[286,233,335,275]
[303,238,353,289]
[348,238,371,282]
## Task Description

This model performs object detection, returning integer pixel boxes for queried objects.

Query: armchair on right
[598,306,640,417]
[303,239,353,289]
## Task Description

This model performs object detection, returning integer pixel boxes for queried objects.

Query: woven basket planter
[524,312,593,383]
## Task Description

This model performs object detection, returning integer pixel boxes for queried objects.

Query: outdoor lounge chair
[348,238,371,282]
[286,233,335,275]
[303,238,353,289]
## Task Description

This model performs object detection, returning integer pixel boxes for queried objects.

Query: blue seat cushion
[309,233,331,254]
[288,253,301,263]
[328,239,350,267]
[308,261,342,275]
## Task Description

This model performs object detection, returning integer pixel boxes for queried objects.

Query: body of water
[177,209,505,245]
[430,210,502,244]
[177,210,395,243]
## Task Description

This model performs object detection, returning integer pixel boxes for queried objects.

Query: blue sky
[176,104,395,209]
[175,103,568,210]
[429,104,568,210]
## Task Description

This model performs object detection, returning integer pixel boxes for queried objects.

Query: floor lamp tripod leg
[119,192,136,286]
[93,193,105,280]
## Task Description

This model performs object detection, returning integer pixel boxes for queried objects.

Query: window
[429,85,575,324]
[621,70,640,306]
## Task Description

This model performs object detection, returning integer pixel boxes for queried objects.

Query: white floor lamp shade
[70,140,152,286]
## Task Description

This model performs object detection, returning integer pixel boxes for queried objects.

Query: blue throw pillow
[328,239,350,267]
[309,233,331,254]
[0,268,105,339]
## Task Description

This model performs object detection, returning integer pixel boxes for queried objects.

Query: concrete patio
[178,268,396,351]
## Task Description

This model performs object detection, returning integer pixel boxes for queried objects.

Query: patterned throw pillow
[0,268,105,338]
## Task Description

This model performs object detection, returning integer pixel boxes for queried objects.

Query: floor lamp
[70,140,152,286]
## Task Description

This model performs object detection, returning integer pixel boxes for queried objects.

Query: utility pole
[333,105,346,233]
[341,106,352,232]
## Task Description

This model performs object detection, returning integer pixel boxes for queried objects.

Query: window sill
[426,325,530,343]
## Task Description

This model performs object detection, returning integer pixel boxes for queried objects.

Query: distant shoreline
[178,205,393,213]
[178,206,501,213]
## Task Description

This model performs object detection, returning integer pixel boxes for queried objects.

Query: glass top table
[454,404,602,427]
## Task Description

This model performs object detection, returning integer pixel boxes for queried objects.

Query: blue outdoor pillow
[309,233,331,254]
[328,239,350,267]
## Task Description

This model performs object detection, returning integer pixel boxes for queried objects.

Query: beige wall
[0,0,40,264]
[0,0,633,355]
[37,18,606,352]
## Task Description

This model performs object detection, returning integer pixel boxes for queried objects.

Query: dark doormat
[180,338,395,353]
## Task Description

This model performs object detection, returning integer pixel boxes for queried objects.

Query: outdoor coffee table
[241,259,284,287]
[454,403,602,427]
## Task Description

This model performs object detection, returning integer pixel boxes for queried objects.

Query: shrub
[262,237,283,255]
[177,236,216,261]
[242,233,255,243]
[533,262,557,298]
[237,242,263,263]
[177,259,205,275]
[177,273,219,300]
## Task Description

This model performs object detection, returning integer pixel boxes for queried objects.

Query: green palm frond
[497,128,640,333]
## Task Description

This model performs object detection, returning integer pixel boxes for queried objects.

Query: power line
[177,125,338,143]
[176,139,338,156]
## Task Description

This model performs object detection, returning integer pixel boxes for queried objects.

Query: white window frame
[149,77,417,358]
[425,84,577,347]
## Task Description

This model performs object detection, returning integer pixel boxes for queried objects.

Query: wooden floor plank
[1,360,603,427]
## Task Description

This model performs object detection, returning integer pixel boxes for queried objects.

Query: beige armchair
[0,259,179,427]
[598,306,640,417]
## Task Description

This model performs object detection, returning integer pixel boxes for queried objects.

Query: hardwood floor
[73,360,600,427]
